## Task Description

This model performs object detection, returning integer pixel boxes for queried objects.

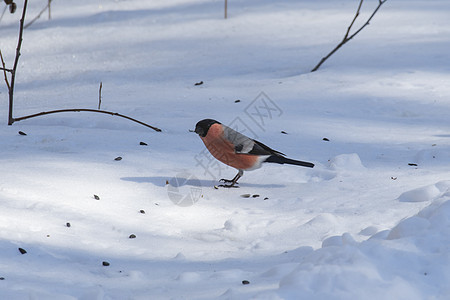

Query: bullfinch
[195,119,314,187]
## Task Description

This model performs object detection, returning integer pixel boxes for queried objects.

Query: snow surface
[1,0,450,299]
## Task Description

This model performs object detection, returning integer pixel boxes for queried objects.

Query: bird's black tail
[265,155,314,168]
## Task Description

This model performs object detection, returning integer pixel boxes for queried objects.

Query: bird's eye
[194,127,203,136]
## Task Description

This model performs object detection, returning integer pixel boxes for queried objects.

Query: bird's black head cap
[195,119,220,137]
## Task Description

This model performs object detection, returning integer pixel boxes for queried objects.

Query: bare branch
[4,1,162,133]
[311,0,387,72]
[13,108,162,132]
[0,67,13,73]
[1,5,7,22]
[347,0,387,40]
[224,0,228,19]
[48,0,51,20]
[98,82,103,109]
[24,0,50,29]
[0,50,11,89]
[8,0,28,125]
[344,0,364,40]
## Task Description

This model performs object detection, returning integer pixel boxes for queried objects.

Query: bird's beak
[189,129,195,133]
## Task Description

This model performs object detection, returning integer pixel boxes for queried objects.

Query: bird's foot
[219,178,234,183]
[218,183,239,188]
[218,179,239,188]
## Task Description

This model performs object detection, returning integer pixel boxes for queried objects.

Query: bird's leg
[218,174,239,183]
[219,170,243,188]
[219,170,242,183]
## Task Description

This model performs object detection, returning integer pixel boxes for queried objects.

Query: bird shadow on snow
[121,176,285,189]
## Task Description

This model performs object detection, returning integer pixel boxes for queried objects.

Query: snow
[1,0,450,299]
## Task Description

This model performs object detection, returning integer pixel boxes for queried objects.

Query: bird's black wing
[248,139,285,156]
[222,125,285,156]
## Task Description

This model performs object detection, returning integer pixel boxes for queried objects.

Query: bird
[194,119,314,187]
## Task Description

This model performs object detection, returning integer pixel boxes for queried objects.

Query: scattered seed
[264,197,269,200]
[391,177,397,180]
[18,131,27,136]
[114,156,122,161]
[234,99,241,103]
[129,234,136,239]
[323,137,330,141]
[139,209,146,214]
[140,142,148,146]
[240,194,251,198]
[0,277,4,280]
[242,280,250,285]
[252,194,260,198]
[18,248,27,255]
[66,222,71,228]
[194,81,204,86]
[8,2,16,13]
[432,144,437,147]
[102,261,110,266]
[94,194,100,200]
[281,131,287,134]
[214,185,219,189]
[408,163,418,166]
[165,180,169,185]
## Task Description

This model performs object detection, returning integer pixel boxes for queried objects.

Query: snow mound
[359,226,379,236]
[269,197,450,300]
[329,153,365,172]
[307,168,337,182]
[398,181,450,202]
[386,216,431,239]
[322,232,357,248]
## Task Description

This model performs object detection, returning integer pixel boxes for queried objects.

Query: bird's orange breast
[201,123,258,170]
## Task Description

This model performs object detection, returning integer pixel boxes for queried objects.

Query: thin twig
[344,0,363,39]
[98,81,102,110]
[48,0,51,20]
[24,0,50,29]
[4,1,161,132]
[0,5,7,22]
[224,0,227,19]
[311,0,387,72]
[8,0,28,125]
[0,50,11,89]
[347,0,386,40]
[0,67,13,72]
[13,108,162,132]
